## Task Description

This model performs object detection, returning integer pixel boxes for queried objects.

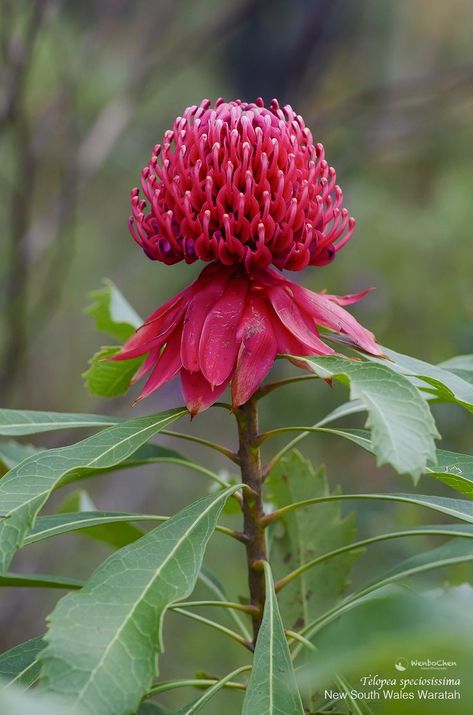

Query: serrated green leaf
[0,409,117,436]
[0,408,186,573]
[367,347,473,412]
[319,427,473,498]
[267,452,358,627]
[291,355,438,480]
[242,562,304,715]
[0,637,44,689]
[40,485,241,715]
[267,452,359,713]
[86,279,141,342]
[83,346,144,398]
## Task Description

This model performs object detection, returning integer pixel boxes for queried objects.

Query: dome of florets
[129,97,355,272]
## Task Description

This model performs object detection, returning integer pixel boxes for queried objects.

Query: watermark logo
[394,658,409,672]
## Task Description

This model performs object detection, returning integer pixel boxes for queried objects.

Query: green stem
[275,526,473,592]
[161,430,240,465]
[262,402,365,475]
[156,457,231,488]
[198,570,252,642]
[148,672,248,696]
[292,550,473,660]
[254,374,319,399]
[171,607,252,650]
[176,599,258,614]
[262,492,471,527]
[236,396,267,644]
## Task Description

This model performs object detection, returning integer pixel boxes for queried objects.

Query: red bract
[117,97,383,413]
[130,98,355,271]
[115,264,381,415]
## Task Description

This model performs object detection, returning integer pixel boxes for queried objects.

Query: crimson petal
[292,284,382,355]
[114,290,190,361]
[268,284,333,355]
[199,274,249,387]
[231,294,277,407]
[181,269,232,372]
[181,369,229,416]
[135,328,182,401]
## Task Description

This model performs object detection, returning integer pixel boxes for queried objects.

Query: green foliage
[0,440,39,472]
[40,486,241,715]
[267,452,360,713]
[318,427,473,497]
[25,511,160,547]
[57,489,145,548]
[138,703,171,715]
[83,346,144,398]
[176,665,250,714]
[439,355,473,385]
[84,280,144,398]
[293,354,439,480]
[0,636,44,689]
[0,408,186,573]
[301,537,473,642]
[0,409,116,436]
[0,573,82,589]
[369,347,473,413]
[299,589,473,714]
[242,563,304,715]
[267,452,358,627]
[0,683,82,715]
[85,279,142,342]
[1,282,473,714]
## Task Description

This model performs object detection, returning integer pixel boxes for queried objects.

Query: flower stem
[236,396,267,644]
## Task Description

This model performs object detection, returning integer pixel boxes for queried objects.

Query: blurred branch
[0,0,52,395]
[77,0,260,174]
[1,0,261,399]
[0,0,49,125]
[312,63,473,131]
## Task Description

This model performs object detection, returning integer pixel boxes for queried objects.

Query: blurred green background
[1,0,472,712]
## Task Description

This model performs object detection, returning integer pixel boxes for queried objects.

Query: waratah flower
[116,98,383,414]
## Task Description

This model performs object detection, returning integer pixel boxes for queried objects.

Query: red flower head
[117,98,383,414]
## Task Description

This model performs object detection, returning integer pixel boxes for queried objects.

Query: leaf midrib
[2,413,184,520]
[70,491,227,709]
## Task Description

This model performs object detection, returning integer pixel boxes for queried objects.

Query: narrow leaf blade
[40,485,241,715]
[0,408,186,573]
[0,636,44,689]
[242,562,304,715]
[0,409,117,436]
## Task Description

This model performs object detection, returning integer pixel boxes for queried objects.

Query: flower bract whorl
[130,98,355,272]
[117,98,383,414]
